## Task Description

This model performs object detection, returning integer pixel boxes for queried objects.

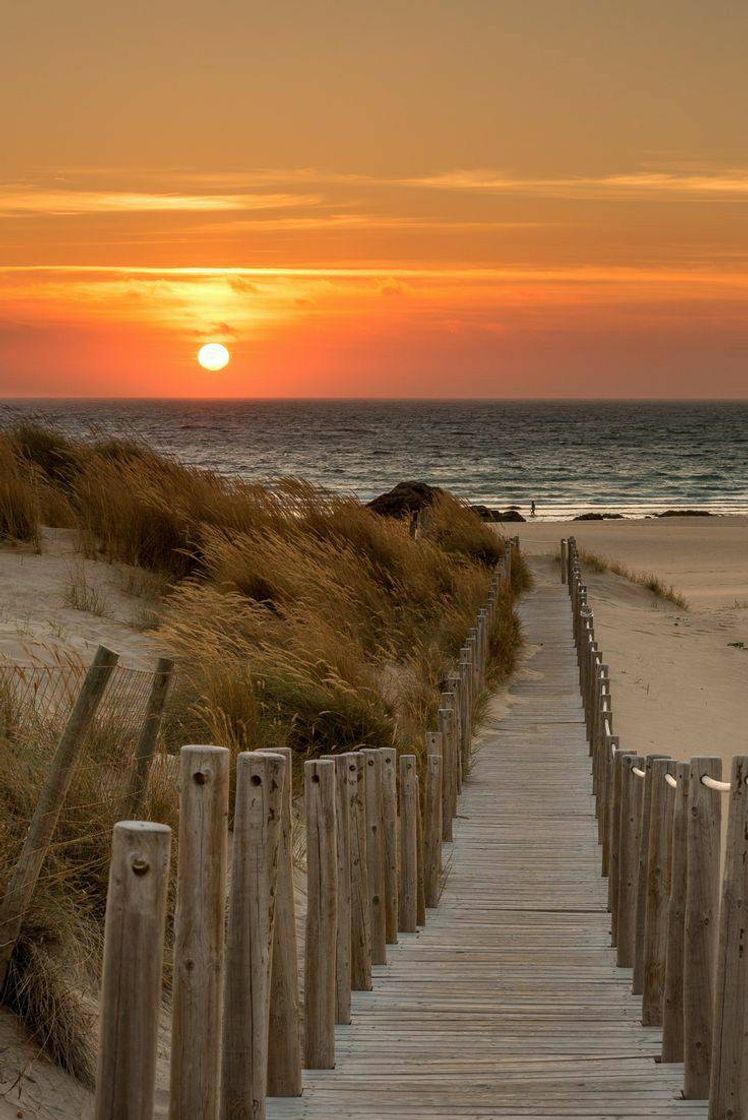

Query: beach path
[267,564,704,1119]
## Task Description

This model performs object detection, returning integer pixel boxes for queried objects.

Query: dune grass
[578,548,689,610]
[0,421,529,1078]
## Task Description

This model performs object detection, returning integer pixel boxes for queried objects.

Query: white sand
[0,528,161,670]
[516,516,748,772]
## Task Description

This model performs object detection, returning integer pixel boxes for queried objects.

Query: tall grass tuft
[579,549,688,609]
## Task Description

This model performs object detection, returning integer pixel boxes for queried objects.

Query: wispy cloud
[402,169,748,200]
[0,188,321,216]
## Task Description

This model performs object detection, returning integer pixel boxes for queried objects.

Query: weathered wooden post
[684,757,722,1100]
[380,747,399,945]
[347,753,372,991]
[328,753,353,1025]
[606,742,625,943]
[662,761,690,1063]
[170,746,230,1120]
[633,754,669,995]
[438,707,456,842]
[709,756,748,1120]
[616,755,644,969]
[121,656,175,820]
[221,751,286,1120]
[0,644,119,991]
[264,746,302,1097]
[304,759,338,1070]
[642,757,676,1027]
[560,539,568,583]
[398,754,418,933]
[415,773,426,927]
[94,821,171,1120]
[424,748,443,908]
[362,748,387,965]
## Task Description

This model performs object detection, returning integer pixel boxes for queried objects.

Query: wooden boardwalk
[268,569,707,1119]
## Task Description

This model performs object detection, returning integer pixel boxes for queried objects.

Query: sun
[197,342,231,371]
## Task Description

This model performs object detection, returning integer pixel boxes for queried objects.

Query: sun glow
[197,342,230,371]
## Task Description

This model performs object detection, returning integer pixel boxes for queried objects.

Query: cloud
[0,188,322,216]
[400,168,748,200]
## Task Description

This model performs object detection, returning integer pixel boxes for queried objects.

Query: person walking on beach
[530,501,536,518]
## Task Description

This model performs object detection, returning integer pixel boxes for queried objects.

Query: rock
[367,481,444,517]
[656,509,713,517]
[470,505,525,523]
[573,512,626,521]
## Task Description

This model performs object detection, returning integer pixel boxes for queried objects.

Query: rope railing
[86,537,521,1116]
[564,535,743,1116]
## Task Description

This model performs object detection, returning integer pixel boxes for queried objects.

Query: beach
[515,515,748,776]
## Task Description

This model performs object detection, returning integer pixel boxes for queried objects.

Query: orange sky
[2,1,747,398]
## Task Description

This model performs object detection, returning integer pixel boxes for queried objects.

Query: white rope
[632,767,646,779]
[665,773,678,788]
[701,775,732,792]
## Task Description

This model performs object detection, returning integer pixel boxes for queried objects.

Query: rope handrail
[701,775,732,792]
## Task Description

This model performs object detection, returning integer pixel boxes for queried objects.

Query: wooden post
[398,754,418,933]
[221,751,286,1120]
[607,744,626,944]
[304,759,338,1070]
[560,539,568,583]
[415,774,426,927]
[121,656,175,820]
[709,756,748,1120]
[329,753,352,1025]
[170,746,230,1120]
[642,757,676,1027]
[264,747,302,1097]
[633,754,669,995]
[662,761,690,1063]
[379,748,399,945]
[616,755,644,969]
[362,749,386,966]
[94,821,171,1120]
[347,753,372,992]
[438,707,456,842]
[424,751,443,907]
[0,644,118,991]
[684,757,722,1100]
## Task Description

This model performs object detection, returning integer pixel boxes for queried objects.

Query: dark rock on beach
[656,509,714,517]
[573,512,626,521]
[367,480,443,517]
[471,505,526,523]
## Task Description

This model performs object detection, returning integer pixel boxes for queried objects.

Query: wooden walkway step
[268,568,706,1119]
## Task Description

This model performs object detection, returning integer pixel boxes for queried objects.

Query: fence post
[264,746,302,1097]
[642,757,676,1027]
[304,759,338,1070]
[709,756,748,1120]
[438,707,456,842]
[424,734,443,907]
[415,773,426,927]
[684,756,722,1100]
[616,755,643,969]
[361,749,387,965]
[94,821,171,1120]
[0,643,119,992]
[330,753,352,1025]
[606,743,625,944]
[560,539,568,583]
[380,748,399,945]
[661,760,690,1063]
[121,656,175,819]
[633,753,669,995]
[348,753,372,992]
[221,751,286,1120]
[399,754,418,933]
[170,745,230,1120]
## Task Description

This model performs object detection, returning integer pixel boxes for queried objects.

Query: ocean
[1,399,746,521]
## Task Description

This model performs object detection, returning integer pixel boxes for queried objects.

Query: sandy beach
[516,515,748,775]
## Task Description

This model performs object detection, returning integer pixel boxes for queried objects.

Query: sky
[2,0,747,398]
